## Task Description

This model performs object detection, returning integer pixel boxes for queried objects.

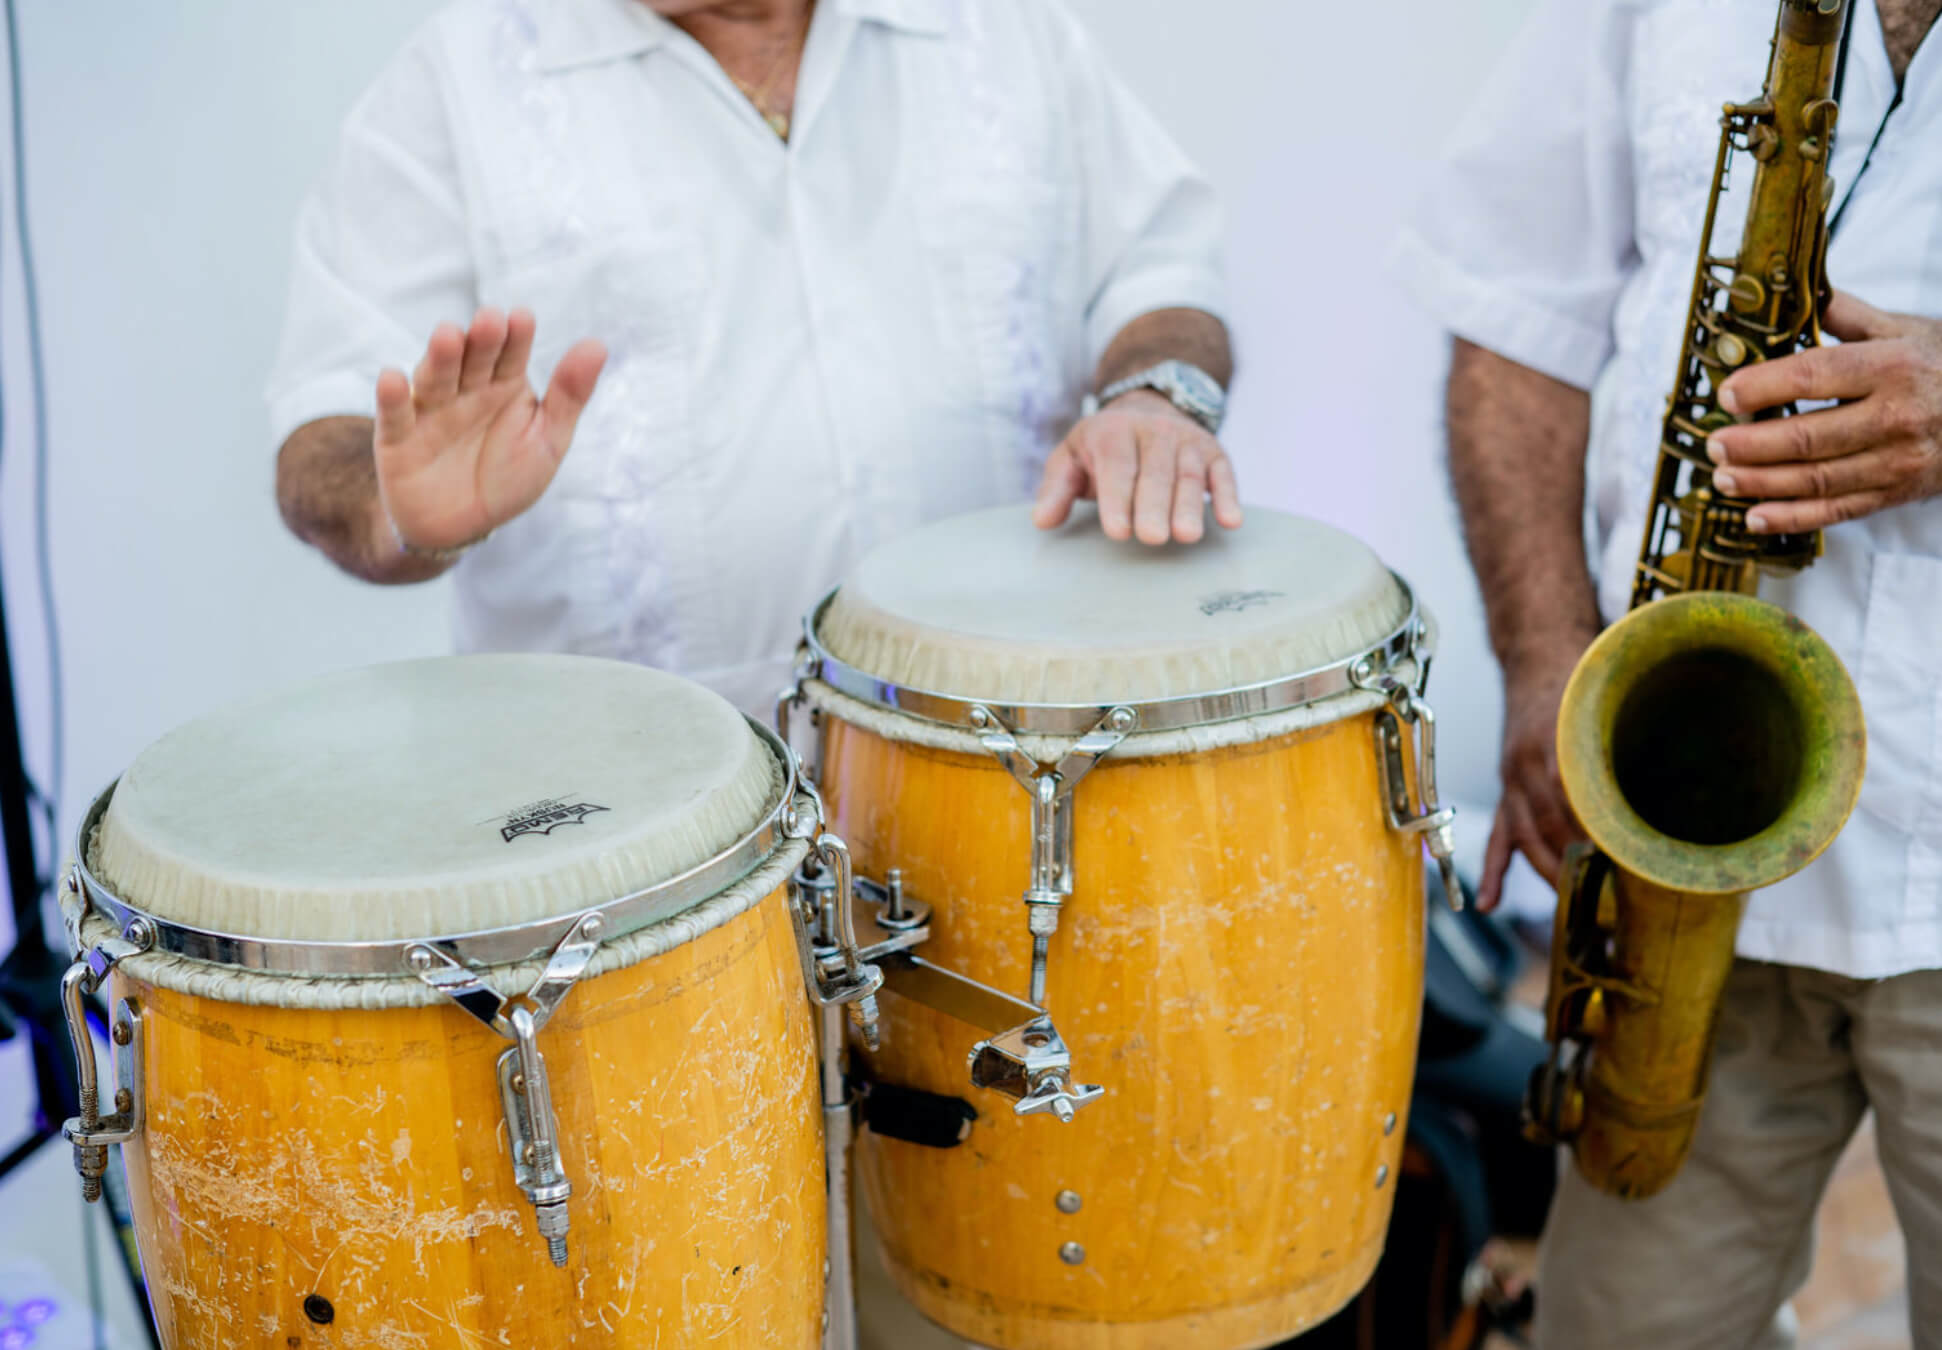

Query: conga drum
[56,656,833,1348]
[786,505,1460,1350]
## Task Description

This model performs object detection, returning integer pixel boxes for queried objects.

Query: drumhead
[817,504,1411,705]
[89,655,782,942]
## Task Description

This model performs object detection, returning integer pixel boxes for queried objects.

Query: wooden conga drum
[56,656,828,1348]
[792,506,1458,1350]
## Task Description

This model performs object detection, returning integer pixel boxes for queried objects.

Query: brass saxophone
[1522,0,1868,1199]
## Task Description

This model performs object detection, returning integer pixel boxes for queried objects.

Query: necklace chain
[730,5,813,141]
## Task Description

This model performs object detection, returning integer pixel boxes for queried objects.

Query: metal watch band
[1085,360,1226,434]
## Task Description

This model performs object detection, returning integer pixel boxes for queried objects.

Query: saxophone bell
[1525,591,1864,1197]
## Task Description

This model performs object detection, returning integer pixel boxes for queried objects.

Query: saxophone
[1522,0,1868,1199]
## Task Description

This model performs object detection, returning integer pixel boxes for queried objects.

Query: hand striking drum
[783,504,1462,1350]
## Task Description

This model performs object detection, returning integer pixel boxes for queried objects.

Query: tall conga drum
[56,656,831,1348]
[788,506,1459,1350]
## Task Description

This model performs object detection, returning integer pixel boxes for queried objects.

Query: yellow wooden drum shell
[824,712,1426,1350]
[111,886,823,1350]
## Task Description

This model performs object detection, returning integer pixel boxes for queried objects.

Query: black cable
[0,10,104,1347]
[2,0,58,853]
[1826,0,1916,242]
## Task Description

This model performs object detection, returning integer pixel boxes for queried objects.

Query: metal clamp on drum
[786,832,889,1045]
[56,867,152,1204]
[406,908,608,1267]
[967,702,1134,1012]
[1356,653,1465,911]
[968,1020,1102,1123]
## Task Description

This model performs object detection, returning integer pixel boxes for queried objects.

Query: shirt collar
[533,0,949,75]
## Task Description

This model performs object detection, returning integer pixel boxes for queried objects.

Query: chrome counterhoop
[798,574,1432,736]
[64,717,809,978]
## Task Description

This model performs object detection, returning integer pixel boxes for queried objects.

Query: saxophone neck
[1727,0,1846,341]
[1633,0,1848,609]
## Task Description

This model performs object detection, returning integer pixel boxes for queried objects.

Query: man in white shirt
[1396,0,1942,1345]
[270,0,1238,720]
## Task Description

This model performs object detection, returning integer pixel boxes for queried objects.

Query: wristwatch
[1081,359,1227,434]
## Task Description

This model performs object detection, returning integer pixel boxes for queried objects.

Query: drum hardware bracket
[56,866,154,1204]
[59,983,145,1205]
[869,950,1103,1122]
[788,833,889,1049]
[776,655,827,788]
[498,1005,572,1267]
[968,1019,1103,1123]
[967,703,1136,1008]
[1355,660,1465,912]
[405,908,606,1269]
[834,858,1104,1122]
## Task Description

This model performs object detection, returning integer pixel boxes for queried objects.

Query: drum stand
[0,546,159,1346]
[819,1002,859,1350]
[0,541,70,1180]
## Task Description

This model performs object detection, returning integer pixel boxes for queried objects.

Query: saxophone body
[1523,0,1868,1200]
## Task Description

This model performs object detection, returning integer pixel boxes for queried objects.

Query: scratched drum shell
[66,656,823,1349]
[802,505,1439,1350]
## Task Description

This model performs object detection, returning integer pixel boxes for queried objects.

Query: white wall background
[0,0,1539,1001]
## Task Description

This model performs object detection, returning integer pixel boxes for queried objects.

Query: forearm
[1094,307,1233,392]
[275,416,451,585]
[1446,339,1602,670]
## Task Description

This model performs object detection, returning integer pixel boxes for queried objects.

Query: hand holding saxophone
[1707,290,1942,534]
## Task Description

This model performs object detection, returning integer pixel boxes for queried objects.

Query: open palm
[375,307,607,552]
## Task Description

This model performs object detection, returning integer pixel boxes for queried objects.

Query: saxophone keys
[1712,332,1749,368]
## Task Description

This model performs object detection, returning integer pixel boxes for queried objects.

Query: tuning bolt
[850,994,882,1053]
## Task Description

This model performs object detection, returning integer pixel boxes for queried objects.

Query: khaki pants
[1537,960,1942,1350]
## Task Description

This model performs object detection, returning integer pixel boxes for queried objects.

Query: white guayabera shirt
[268,0,1224,718]
[1396,0,1942,978]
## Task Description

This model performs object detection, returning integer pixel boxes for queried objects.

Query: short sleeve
[1390,0,1639,390]
[265,27,477,448]
[1040,4,1228,366]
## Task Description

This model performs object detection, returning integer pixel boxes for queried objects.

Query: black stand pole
[0,547,78,1162]
[0,553,160,1347]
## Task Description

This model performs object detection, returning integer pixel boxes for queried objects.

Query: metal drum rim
[67,716,806,978]
[801,571,1432,736]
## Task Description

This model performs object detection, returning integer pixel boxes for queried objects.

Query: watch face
[1167,362,1223,413]
[1159,361,1224,423]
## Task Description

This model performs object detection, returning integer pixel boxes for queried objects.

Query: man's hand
[376,307,607,552]
[1709,290,1942,535]
[1479,635,1594,911]
[1033,390,1242,545]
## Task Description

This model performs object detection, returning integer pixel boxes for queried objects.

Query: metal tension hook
[788,832,888,1050]
[57,867,152,1204]
[407,907,605,1268]
[1357,654,1465,911]
[969,703,1135,1007]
